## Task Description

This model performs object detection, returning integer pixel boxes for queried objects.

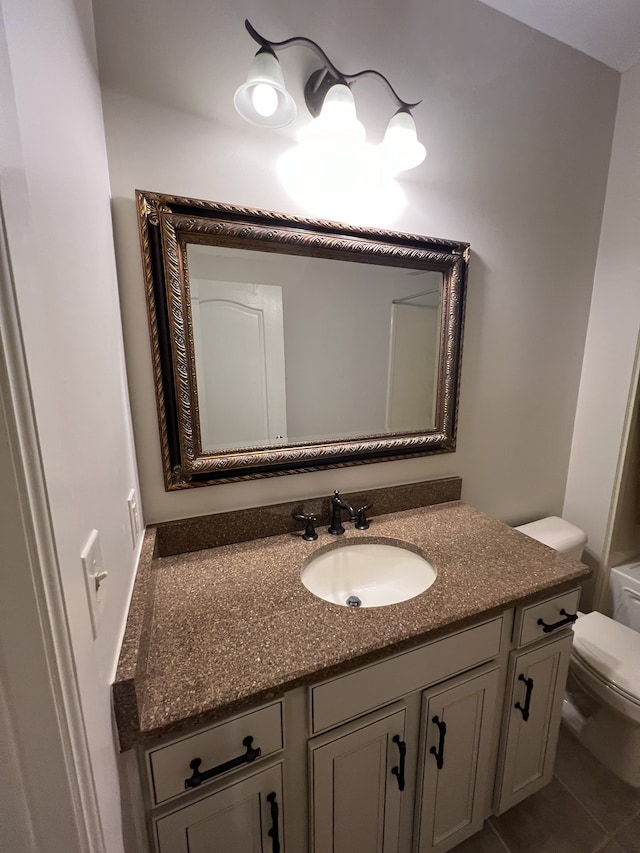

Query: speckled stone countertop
[113,501,589,751]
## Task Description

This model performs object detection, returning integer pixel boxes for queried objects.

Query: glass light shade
[234,49,297,128]
[381,110,426,173]
[298,83,366,146]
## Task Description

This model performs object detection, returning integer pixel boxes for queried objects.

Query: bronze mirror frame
[136,190,469,489]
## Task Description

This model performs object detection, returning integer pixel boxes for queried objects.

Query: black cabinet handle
[515,674,534,721]
[391,734,406,791]
[267,791,280,853]
[184,736,261,789]
[537,608,578,633]
[429,715,447,770]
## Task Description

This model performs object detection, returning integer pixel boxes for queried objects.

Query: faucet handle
[293,513,318,541]
[355,504,372,531]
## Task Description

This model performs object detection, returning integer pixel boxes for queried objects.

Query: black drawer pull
[267,791,280,853]
[184,736,261,789]
[537,608,578,633]
[391,734,406,791]
[515,674,534,721]
[429,715,447,770]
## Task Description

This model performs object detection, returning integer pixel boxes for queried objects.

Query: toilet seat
[571,611,640,725]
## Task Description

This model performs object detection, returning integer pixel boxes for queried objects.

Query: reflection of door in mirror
[386,288,441,432]
[187,243,444,449]
[190,279,287,451]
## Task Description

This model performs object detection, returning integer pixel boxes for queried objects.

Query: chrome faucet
[328,490,356,536]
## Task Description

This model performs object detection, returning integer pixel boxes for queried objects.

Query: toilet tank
[610,561,640,632]
[514,516,587,561]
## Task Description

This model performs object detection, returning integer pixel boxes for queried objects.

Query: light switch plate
[127,489,141,547]
[81,529,106,639]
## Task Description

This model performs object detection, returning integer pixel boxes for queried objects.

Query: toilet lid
[515,516,587,553]
[572,611,640,701]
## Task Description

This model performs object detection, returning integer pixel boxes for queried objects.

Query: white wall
[609,385,640,568]
[95,0,618,524]
[0,0,142,850]
[563,61,640,602]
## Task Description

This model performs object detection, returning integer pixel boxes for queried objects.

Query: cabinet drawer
[311,616,503,734]
[513,588,580,648]
[147,701,283,805]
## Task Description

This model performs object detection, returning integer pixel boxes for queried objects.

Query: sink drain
[346,595,362,608]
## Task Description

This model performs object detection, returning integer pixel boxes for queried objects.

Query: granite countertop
[113,500,590,751]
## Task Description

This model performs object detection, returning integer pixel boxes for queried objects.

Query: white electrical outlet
[127,489,141,547]
[81,529,107,639]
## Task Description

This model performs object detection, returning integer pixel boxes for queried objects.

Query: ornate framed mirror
[136,191,468,488]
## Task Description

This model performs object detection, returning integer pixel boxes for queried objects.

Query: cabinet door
[415,667,500,853]
[310,705,406,853]
[155,762,283,853]
[495,634,572,814]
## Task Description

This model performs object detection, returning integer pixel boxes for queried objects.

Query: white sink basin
[301,542,437,608]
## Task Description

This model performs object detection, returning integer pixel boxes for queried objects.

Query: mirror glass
[136,191,468,488]
[188,244,443,452]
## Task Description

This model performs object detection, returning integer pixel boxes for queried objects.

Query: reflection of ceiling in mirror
[188,244,442,296]
[186,244,444,452]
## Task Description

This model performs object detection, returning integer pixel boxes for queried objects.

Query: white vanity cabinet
[131,589,580,853]
[306,615,506,853]
[415,666,500,853]
[309,704,407,853]
[494,588,579,815]
[306,662,502,853]
[494,633,573,814]
[146,700,285,853]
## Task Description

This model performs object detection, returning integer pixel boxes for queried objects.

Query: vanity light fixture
[234,20,426,173]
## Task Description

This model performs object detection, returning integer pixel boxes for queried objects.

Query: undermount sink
[301,542,437,608]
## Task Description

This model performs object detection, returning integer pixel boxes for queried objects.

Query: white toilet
[516,516,640,787]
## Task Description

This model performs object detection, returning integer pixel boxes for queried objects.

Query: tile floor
[452,725,640,853]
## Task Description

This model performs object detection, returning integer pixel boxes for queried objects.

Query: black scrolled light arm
[244,19,422,112]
